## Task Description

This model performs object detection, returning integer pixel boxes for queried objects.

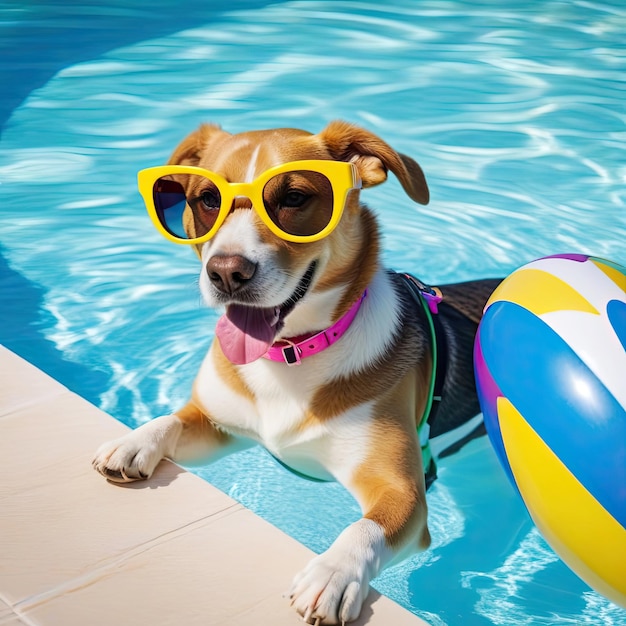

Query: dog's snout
[207,254,257,295]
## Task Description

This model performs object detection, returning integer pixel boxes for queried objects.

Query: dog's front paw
[289,519,391,625]
[289,555,369,625]
[92,434,158,482]
[92,415,181,483]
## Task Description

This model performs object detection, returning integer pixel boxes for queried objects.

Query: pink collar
[263,291,367,365]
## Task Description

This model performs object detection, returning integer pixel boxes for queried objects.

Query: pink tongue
[215,305,281,365]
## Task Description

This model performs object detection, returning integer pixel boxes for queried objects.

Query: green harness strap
[416,288,437,474]
[270,272,445,486]
[396,271,448,488]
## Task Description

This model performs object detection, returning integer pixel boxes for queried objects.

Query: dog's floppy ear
[318,120,429,205]
[167,123,227,166]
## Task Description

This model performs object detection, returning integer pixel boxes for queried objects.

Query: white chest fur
[193,268,402,479]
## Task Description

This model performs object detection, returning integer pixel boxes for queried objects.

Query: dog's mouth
[215,261,317,365]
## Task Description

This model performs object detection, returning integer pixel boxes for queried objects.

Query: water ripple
[1,0,625,623]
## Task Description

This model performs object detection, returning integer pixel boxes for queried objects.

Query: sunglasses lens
[153,175,222,240]
[153,177,188,238]
[262,170,334,237]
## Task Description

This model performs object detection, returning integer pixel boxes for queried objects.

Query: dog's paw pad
[92,437,159,483]
[289,558,368,625]
[97,464,147,483]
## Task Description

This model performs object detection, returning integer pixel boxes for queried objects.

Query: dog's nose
[206,254,257,295]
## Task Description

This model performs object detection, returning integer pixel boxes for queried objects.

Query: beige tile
[0,392,237,606]
[1,469,238,605]
[0,390,128,498]
[22,509,302,626]
[0,615,30,626]
[0,346,67,416]
[0,597,30,625]
[0,597,15,619]
[0,346,427,625]
[21,508,420,626]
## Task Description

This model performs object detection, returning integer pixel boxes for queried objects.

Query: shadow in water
[0,246,110,406]
[0,0,272,137]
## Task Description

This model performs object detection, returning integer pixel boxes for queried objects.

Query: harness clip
[422,287,443,314]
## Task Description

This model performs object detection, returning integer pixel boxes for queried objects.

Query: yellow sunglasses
[137,160,362,244]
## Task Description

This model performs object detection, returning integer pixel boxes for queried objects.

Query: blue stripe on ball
[474,329,516,488]
[480,301,626,527]
[607,299,626,352]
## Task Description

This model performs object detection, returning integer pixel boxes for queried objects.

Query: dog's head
[152,121,429,363]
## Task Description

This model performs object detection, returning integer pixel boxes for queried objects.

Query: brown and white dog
[93,121,500,624]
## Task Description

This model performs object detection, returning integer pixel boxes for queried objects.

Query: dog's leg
[290,479,428,625]
[290,518,393,625]
[290,401,429,624]
[92,401,231,483]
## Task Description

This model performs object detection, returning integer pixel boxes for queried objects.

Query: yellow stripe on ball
[487,269,599,316]
[497,396,626,607]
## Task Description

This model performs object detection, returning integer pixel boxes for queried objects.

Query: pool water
[1,1,625,624]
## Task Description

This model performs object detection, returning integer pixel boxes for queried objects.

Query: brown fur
[354,370,431,548]
[314,206,381,319]
[211,343,256,403]
[309,294,430,422]
[317,121,430,204]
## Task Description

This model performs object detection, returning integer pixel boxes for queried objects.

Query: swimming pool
[1,1,625,624]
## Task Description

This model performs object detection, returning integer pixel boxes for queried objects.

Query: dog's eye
[282,190,309,209]
[199,190,221,210]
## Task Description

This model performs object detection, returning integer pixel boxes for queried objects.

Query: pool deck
[0,345,427,626]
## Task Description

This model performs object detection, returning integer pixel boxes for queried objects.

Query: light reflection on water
[1,1,625,624]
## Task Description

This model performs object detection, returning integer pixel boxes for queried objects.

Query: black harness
[394,272,450,489]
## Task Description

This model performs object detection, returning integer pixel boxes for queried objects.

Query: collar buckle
[281,343,302,366]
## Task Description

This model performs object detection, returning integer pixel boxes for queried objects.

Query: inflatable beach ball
[474,254,626,607]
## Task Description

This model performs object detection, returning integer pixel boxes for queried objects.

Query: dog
[93,121,501,624]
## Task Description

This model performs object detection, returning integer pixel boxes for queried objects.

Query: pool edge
[0,344,428,626]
